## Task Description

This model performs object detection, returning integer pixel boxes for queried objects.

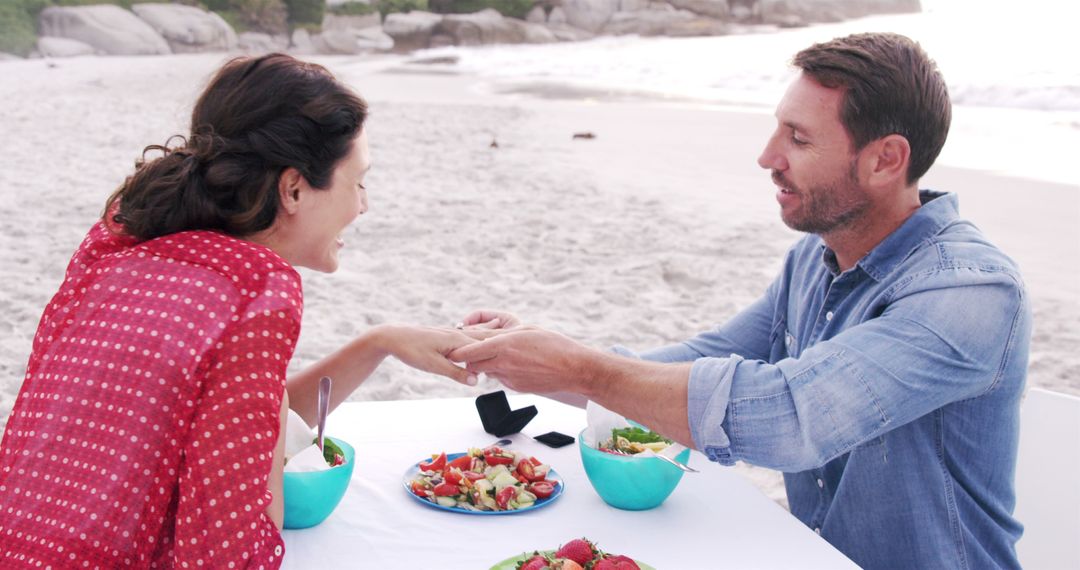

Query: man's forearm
[578,352,695,447]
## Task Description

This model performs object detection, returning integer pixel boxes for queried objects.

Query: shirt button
[274,545,282,556]
[817,478,824,488]
[825,311,834,321]
[815,527,821,535]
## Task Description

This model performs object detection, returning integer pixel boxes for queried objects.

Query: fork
[607,447,698,473]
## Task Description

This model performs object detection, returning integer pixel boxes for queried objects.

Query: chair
[1014,387,1080,568]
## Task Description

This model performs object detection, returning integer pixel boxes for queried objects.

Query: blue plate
[402,452,564,515]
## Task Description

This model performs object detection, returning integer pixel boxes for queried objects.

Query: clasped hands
[392,310,597,396]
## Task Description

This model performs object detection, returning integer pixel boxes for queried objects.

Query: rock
[0,53,22,61]
[291,28,316,54]
[526,5,547,23]
[36,36,97,58]
[314,27,394,53]
[429,34,455,49]
[322,12,381,31]
[435,10,555,47]
[560,0,619,33]
[619,0,651,10]
[237,32,288,53]
[666,0,730,19]
[355,27,394,51]
[547,23,596,42]
[382,11,443,51]
[38,5,171,55]
[602,8,695,35]
[131,3,237,53]
[547,6,568,25]
[665,16,729,36]
[314,30,365,54]
[760,0,920,24]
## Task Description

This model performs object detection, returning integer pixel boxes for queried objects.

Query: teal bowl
[283,437,355,529]
[578,429,691,511]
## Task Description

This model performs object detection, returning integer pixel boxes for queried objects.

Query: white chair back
[1014,387,1080,568]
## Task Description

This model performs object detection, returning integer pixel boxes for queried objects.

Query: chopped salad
[409,446,558,512]
[598,427,673,455]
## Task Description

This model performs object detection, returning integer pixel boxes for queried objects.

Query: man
[451,33,1030,569]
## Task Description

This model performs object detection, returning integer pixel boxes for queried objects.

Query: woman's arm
[287,324,479,427]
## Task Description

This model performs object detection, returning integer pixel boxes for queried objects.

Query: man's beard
[773,161,870,235]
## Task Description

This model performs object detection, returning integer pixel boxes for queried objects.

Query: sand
[0,53,1076,506]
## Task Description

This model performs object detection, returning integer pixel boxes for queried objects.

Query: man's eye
[791,134,808,146]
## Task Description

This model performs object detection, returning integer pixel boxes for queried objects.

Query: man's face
[758,73,871,235]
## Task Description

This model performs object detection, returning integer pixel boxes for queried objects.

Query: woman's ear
[278,167,305,215]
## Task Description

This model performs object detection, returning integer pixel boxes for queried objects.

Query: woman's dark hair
[793,32,951,185]
[105,53,368,240]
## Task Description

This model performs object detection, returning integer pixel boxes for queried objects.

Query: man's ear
[278,167,305,215]
[861,134,911,189]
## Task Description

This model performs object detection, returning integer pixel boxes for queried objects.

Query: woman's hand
[458,309,521,330]
[375,325,481,386]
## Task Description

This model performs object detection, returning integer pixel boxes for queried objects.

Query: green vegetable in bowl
[601,427,674,454]
[316,437,347,467]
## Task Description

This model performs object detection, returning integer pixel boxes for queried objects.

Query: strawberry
[554,538,596,566]
[519,554,550,570]
[591,560,618,570]
[607,555,640,570]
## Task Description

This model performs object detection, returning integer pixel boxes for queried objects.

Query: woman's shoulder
[135,230,300,287]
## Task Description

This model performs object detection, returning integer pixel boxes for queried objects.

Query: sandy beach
[0,52,1076,505]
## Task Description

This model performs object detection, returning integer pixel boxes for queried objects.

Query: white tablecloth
[282,395,857,568]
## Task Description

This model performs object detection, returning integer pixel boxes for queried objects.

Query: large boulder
[382,10,443,51]
[314,27,394,53]
[37,36,97,58]
[546,23,596,42]
[547,6,568,24]
[354,27,395,51]
[666,0,730,19]
[602,8,695,35]
[526,5,546,23]
[322,11,382,31]
[38,5,171,55]
[291,28,316,54]
[237,32,289,53]
[760,0,920,24]
[435,9,556,46]
[560,0,619,33]
[131,3,237,53]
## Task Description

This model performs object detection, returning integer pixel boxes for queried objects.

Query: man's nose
[757,135,786,171]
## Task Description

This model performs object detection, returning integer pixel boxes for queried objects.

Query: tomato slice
[419,452,447,472]
[410,481,430,497]
[443,469,463,485]
[529,481,555,499]
[495,485,517,510]
[433,482,459,497]
[447,454,473,471]
[462,470,486,482]
[484,450,514,466]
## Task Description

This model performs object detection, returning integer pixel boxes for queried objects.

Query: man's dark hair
[793,32,951,184]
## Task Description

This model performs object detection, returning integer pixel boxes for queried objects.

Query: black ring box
[475,390,537,437]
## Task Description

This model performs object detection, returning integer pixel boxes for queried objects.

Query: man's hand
[377,325,481,386]
[447,327,602,396]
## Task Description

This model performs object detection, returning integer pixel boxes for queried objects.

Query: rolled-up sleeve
[692,266,1027,472]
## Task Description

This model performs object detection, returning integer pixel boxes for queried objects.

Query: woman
[0,54,476,568]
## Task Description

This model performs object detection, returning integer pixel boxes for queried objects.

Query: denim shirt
[631,191,1030,569]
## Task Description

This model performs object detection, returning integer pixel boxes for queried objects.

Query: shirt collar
[819,190,958,281]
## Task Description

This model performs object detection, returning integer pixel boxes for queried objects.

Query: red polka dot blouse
[0,221,303,568]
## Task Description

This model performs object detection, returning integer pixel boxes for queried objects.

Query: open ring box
[475,390,537,437]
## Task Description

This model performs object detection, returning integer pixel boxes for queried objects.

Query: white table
[282,395,857,568]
